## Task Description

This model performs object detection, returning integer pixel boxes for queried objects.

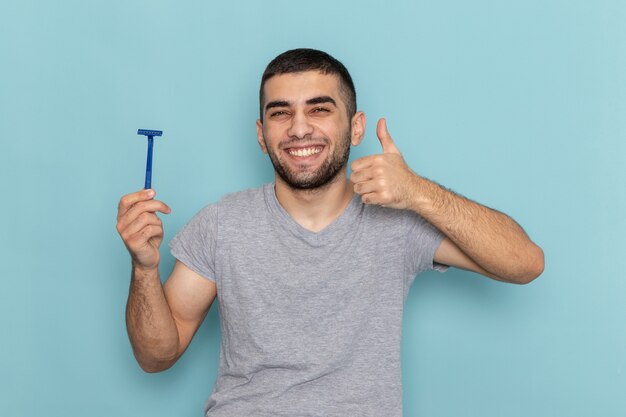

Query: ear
[256,119,268,154]
[350,111,366,146]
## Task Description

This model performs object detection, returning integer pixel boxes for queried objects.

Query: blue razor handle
[145,136,154,189]
[137,129,163,189]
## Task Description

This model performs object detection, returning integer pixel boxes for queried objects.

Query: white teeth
[288,147,322,157]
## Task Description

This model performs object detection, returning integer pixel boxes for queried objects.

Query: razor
[137,129,163,189]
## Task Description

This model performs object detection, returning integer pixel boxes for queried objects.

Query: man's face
[256,71,361,190]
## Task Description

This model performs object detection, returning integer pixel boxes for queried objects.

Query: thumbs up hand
[350,118,421,210]
[375,117,401,155]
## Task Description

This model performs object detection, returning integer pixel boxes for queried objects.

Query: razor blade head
[137,129,163,137]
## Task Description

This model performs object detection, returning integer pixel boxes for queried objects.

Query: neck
[274,169,355,232]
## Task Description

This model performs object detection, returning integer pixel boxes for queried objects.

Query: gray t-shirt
[170,183,446,417]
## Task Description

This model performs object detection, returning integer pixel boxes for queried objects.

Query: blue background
[1,0,624,416]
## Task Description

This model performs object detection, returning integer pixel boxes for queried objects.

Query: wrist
[407,174,434,214]
[132,262,159,278]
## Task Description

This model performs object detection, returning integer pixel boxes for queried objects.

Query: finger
[126,224,164,249]
[350,168,375,184]
[377,118,401,155]
[353,180,381,196]
[359,192,382,205]
[122,211,163,239]
[118,189,156,219]
[121,200,170,227]
[117,199,170,231]
[350,155,377,172]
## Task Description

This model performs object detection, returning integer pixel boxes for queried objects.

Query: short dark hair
[259,48,357,121]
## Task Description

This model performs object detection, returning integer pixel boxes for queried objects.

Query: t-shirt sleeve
[404,211,448,279]
[169,204,218,282]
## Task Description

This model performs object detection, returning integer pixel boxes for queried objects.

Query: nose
[287,110,314,139]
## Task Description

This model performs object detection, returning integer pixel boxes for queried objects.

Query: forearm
[409,175,544,283]
[349,118,543,283]
[126,265,180,372]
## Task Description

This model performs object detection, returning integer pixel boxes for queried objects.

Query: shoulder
[360,203,438,242]
[217,184,267,210]
[183,184,268,226]
[362,203,419,228]
[211,183,271,226]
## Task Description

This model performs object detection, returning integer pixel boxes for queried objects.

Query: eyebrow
[264,100,290,113]
[306,96,337,106]
[264,96,337,113]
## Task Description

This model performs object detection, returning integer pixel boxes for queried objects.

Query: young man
[116,49,544,416]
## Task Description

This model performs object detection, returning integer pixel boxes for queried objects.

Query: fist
[116,189,171,270]
[350,118,419,210]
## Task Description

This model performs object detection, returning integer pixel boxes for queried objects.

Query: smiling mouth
[285,146,324,157]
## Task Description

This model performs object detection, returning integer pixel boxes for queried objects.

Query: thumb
[377,118,401,154]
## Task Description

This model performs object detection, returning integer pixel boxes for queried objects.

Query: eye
[312,107,330,114]
[270,110,290,118]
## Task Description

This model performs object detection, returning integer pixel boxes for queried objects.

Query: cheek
[263,124,286,144]
[260,128,277,149]
[317,120,344,143]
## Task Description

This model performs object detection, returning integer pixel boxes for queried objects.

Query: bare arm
[117,190,217,372]
[351,119,544,284]
[411,177,544,283]
[125,265,179,372]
